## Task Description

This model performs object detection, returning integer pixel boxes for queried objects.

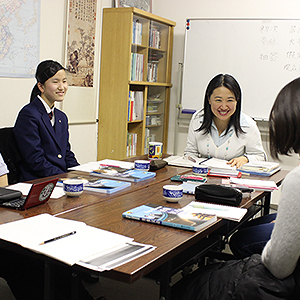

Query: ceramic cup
[63,179,84,197]
[192,165,209,175]
[163,185,183,203]
[134,160,150,171]
[148,142,163,159]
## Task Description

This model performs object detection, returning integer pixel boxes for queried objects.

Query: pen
[188,156,196,163]
[39,231,76,245]
[199,157,212,165]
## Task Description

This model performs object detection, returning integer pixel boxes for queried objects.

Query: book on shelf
[122,203,217,231]
[149,23,161,48]
[132,19,142,45]
[128,91,144,122]
[127,132,137,157]
[229,177,278,191]
[184,201,247,222]
[131,53,144,81]
[57,176,131,194]
[0,214,155,271]
[90,168,156,182]
[237,161,281,176]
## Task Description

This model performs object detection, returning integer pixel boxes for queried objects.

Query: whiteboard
[181,19,300,120]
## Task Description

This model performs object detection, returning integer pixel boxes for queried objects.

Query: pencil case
[195,184,242,207]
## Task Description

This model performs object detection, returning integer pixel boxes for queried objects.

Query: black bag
[195,184,242,206]
[149,159,167,171]
[0,187,22,202]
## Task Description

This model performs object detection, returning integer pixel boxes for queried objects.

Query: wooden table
[57,169,288,300]
[0,166,288,300]
[0,164,190,225]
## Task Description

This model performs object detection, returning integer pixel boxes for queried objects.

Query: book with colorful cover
[237,161,281,176]
[122,203,217,231]
[90,168,156,182]
[58,176,131,194]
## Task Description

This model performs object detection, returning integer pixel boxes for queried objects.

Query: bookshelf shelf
[98,7,175,160]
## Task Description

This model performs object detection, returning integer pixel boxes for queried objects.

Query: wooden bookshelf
[97,7,175,160]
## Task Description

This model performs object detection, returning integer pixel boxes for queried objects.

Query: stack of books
[202,158,242,178]
[230,177,278,191]
[237,161,281,176]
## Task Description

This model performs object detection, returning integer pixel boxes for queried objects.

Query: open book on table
[0,214,155,271]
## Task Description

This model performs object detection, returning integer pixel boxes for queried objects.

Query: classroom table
[0,163,190,225]
[0,165,288,300]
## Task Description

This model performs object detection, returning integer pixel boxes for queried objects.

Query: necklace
[206,132,233,160]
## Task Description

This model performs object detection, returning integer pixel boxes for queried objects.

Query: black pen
[199,157,212,165]
[39,231,76,245]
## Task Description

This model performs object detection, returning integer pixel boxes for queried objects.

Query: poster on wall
[66,0,97,87]
[115,0,152,13]
[0,0,40,78]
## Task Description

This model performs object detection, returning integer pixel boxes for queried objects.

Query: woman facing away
[14,59,79,181]
[184,74,266,168]
[172,77,300,300]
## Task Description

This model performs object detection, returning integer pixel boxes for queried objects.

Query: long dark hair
[269,77,300,159]
[30,60,65,102]
[197,74,244,136]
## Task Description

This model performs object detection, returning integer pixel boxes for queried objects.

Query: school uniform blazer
[14,97,79,181]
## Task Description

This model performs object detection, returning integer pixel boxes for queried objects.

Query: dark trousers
[229,213,276,259]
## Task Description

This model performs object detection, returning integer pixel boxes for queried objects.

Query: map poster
[0,0,40,78]
[66,0,97,87]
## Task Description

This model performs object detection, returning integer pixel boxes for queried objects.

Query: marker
[39,231,76,245]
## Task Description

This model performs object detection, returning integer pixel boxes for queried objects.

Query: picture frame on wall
[114,0,152,13]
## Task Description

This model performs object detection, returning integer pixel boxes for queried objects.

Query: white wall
[152,0,300,165]
[1,0,299,185]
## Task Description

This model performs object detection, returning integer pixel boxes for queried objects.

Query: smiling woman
[184,74,266,168]
[13,60,79,181]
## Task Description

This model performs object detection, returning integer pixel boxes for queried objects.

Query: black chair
[0,127,22,185]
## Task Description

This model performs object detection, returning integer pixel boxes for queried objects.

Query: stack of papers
[0,214,155,271]
[230,177,278,191]
[237,161,281,176]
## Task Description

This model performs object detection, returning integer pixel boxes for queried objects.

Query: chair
[0,127,22,185]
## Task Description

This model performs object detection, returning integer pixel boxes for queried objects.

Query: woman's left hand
[227,156,248,168]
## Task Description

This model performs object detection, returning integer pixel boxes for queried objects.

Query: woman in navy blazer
[14,60,79,181]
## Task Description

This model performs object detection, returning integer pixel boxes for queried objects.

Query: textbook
[179,181,204,195]
[58,176,131,194]
[202,158,241,177]
[90,168,156,182]
[122,203,217,231]
[237,161,281,176]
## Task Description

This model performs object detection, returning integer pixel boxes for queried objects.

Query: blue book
[58,176,131,194]
[90,168,156,182]
[122,203,217,231]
